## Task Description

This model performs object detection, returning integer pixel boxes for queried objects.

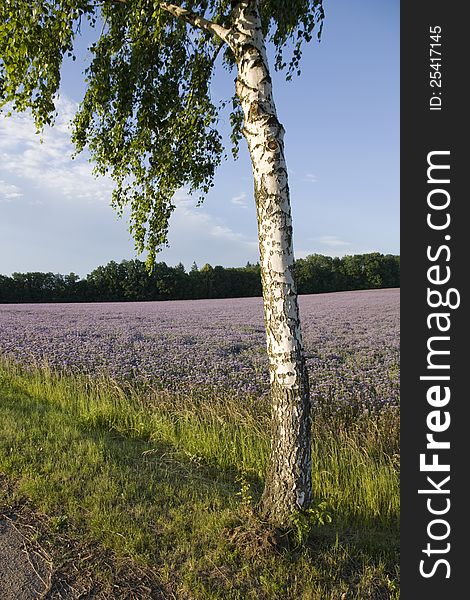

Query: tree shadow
[1,385,251,552]
[2,381,398,580]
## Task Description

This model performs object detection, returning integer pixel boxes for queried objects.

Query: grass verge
[0,361,399,599]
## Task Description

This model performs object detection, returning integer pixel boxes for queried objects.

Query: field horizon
[1,285,400,305]
[0,288,400,598]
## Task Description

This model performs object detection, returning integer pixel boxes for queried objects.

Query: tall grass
[0,359,399,530]
[0,358,400,598]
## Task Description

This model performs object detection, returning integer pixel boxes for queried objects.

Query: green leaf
[1,0,324,264]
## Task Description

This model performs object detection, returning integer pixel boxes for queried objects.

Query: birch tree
[0,0,325,523]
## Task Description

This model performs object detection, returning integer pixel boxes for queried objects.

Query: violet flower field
[0,288,399,410]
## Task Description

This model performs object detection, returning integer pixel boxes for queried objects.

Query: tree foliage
[1,0,324,262]
[0,254,400,303]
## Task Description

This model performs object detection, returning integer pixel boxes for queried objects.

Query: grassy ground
[0,361,399,599]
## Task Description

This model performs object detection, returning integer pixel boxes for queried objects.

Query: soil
[0,475,169,599]
[0,517,50,599]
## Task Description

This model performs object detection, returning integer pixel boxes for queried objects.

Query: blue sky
[0,0,399,277]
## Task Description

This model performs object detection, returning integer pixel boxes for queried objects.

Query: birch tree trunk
[230,0,312,523]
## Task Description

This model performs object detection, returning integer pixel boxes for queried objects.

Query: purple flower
[0,289,399,409]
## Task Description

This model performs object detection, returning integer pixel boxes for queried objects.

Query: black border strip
[401,2,466,597]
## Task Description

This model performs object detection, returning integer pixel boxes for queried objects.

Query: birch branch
[111,0,232,47]
[160,3,231,46]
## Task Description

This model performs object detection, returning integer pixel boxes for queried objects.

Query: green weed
[0,360,399,598]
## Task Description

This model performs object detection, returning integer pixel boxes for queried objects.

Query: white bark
[231,0,312,521]
[160,3,231,43]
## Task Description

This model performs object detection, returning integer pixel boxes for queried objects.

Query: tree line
[0,253,399,304]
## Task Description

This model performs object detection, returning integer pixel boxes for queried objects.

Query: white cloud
[295,235,352,259]
[304,173,318,183]
[0,96,114,204]
[171,200,257,248]
[170,189,256,248]
[316,235,351,248]
[0,180,22,202]
[172,189,193,207]
[0,96,260,271]
[231,191,248,207]
[296,235,376,259]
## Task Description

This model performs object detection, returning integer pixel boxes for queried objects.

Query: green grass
[0,360,399,599]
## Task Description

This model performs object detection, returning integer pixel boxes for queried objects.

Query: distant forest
[0,253,399,304]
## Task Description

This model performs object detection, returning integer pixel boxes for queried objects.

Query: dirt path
[0,475,168,599]
[0,506,168,599]
[0,517,50,599]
